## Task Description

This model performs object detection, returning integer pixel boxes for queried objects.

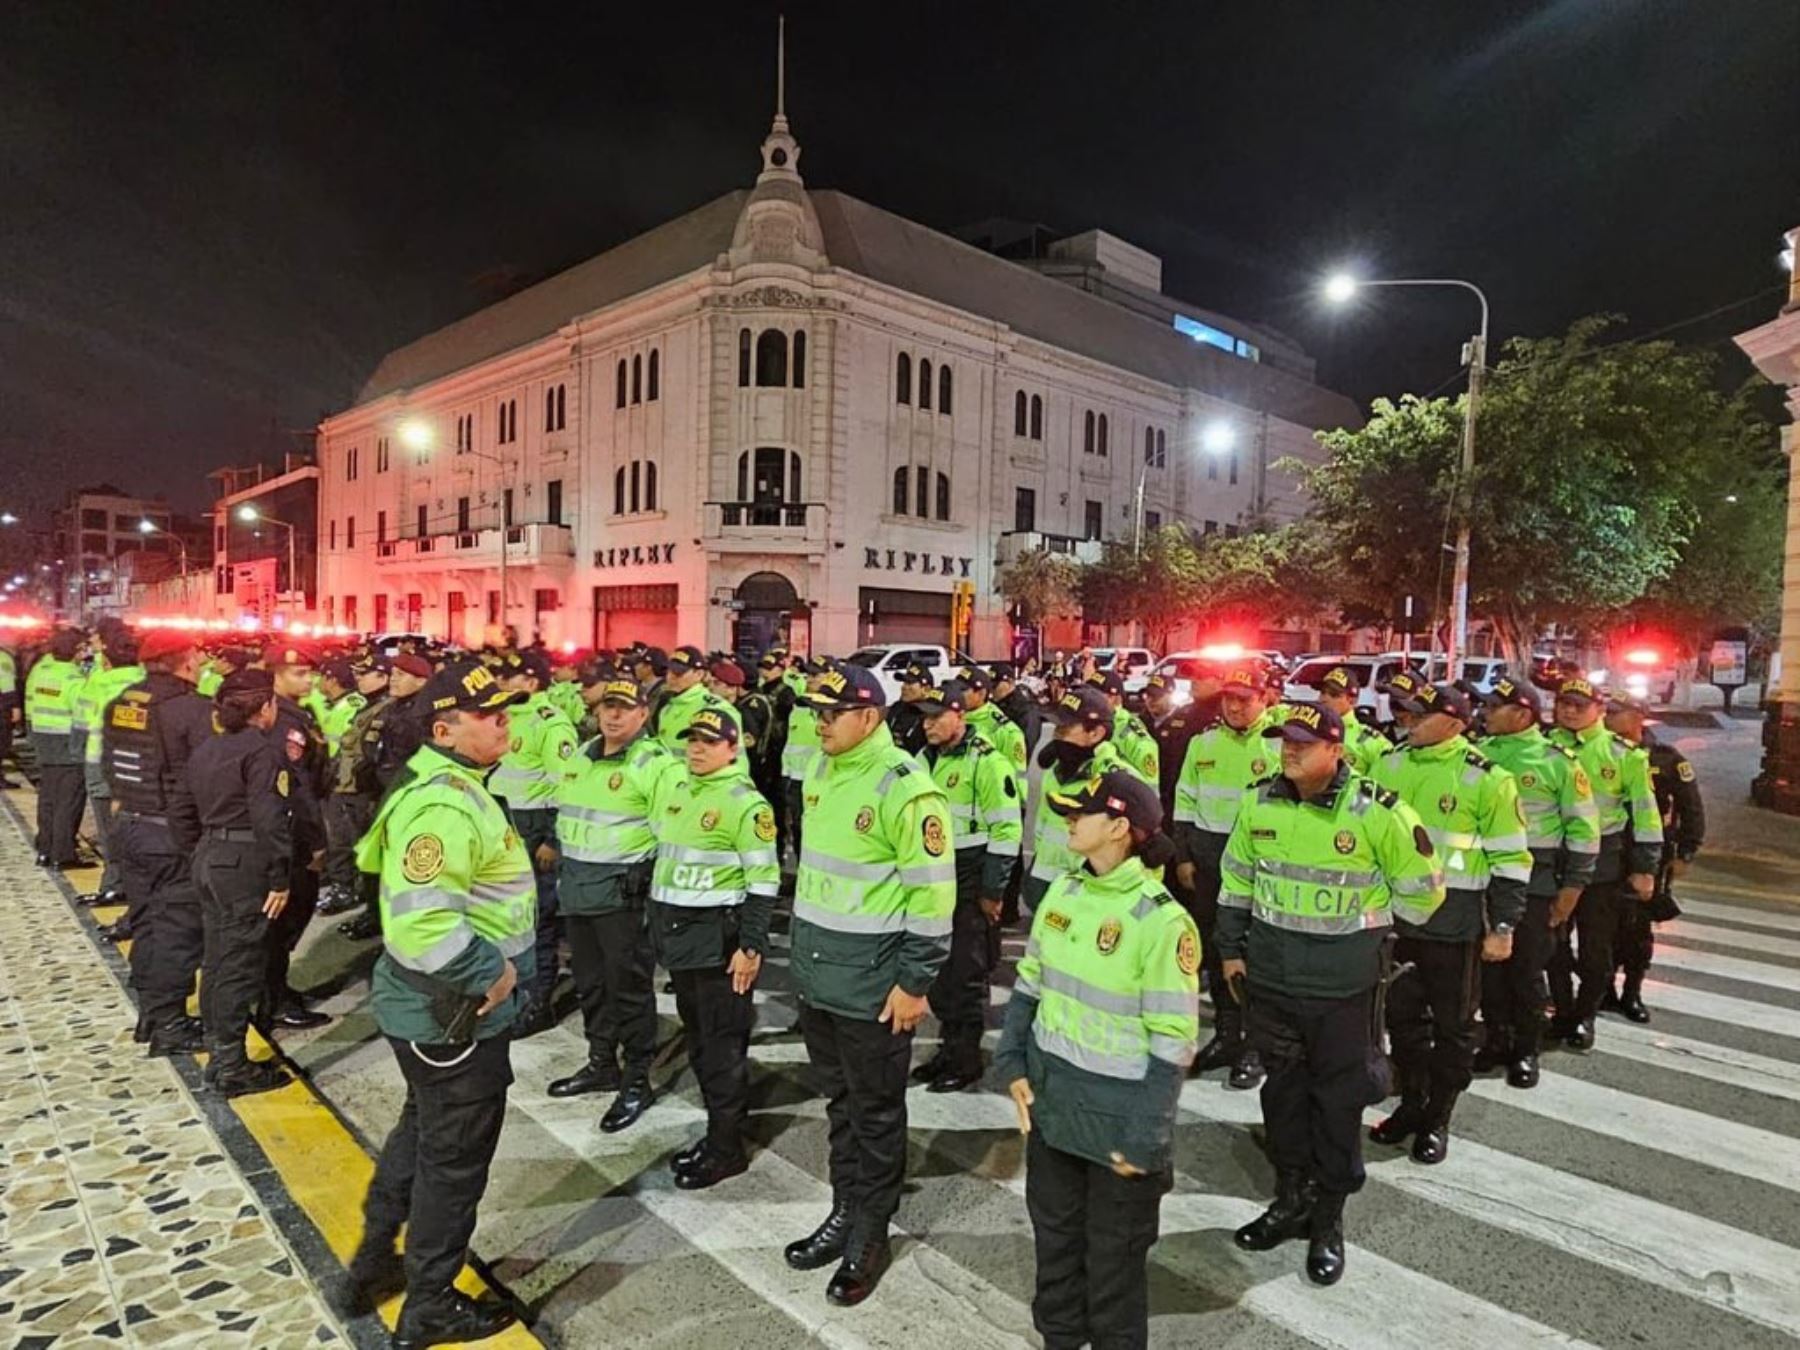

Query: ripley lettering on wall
[593,543,678,568]
[864,547,972,577]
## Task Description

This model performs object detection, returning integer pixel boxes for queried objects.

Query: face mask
[1038,738,1091,776]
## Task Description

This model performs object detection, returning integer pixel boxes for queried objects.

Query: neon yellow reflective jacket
[25,656,80,762]
[781,703,820,781]
[648,758,780,964]
[1173,710,1280,850]
[547,678,585,729]
[1111,707,1161,784]
[1550,721,1663,880]
[919,730,1023,898]
[1343,716,1394,776]
[357,744,537,1041]
[966,701,1028,773]
[81,663,144,767]
[1217,765,1445,999]
[656,680,741,753]
[317,691,366,760]
[1028,739,1127,902]
[489,689,579,809]
[995,855,1200,1172]
[555,728,678,915]
[792,722,955,1018]
[1479,725,1601,897]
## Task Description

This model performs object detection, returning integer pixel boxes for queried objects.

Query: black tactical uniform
[267,690,329,1024]
[1610,731,1705,1018]
[1146,683,1209,825]
[106,654,215,1053]
[995,672,1043,756]
[886,696,928,757]
[183,684,294,1095]
[321,684,391,912]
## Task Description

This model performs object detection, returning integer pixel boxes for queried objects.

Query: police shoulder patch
[1676,759,1696,783]
[1043,909,1072,932]
[1176,928,1200,978]
[1464,750,1492,771]
[402,833,445,883]
[1375,786,1400,810]
[753,807,777,842]
[1571,765,1593,797]
[922,813,947,857]
[275,769,290,798]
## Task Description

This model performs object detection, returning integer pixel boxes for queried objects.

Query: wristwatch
[1490,923,1515,937]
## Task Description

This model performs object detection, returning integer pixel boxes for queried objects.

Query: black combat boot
[1618,976,1650,1024]
[1233,1170,1317,1251]
[392,1288,515,1349]
[1411,1087,1460,1165]
[785,1200,856,1270]
[1306,1190,1347,1285]
[1369,1069,1429,1146]
[1192,1007,1243,1076]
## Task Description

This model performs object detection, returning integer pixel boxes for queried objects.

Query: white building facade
[317,100,1358,658]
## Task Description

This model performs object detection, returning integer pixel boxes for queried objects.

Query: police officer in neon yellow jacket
[958,664,1028,773]
[1087,670,1160,784]
[1028,685,1130,912]
[1218,701,1444,1287]
[77,629,144,905]
[1172,664,1282,1086]
[785,663,954,1307]
[998,770,1198,1350]
[911,680,1023,1092]
[779,657,826,858]
[653,644,740,751]
[1315,666,1393,775]
[25,627,88,867]
[1367,681,1532,1166]
[652,707,781,1190]
[346,659,532,1348]
[1476,676,1600,1086]
[547,678,678,1116]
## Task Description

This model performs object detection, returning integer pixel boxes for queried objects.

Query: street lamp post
[1134,418,1238,557]
[399,418,513,641]
[138,520,190,606]
[237,506,299,624]
[1324,274,1490,681]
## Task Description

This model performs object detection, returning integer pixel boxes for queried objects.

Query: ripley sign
[863,547,973,578]
[593,543,677,568]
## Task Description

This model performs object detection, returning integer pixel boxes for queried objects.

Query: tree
[1077,529,1208,649]
[1305,317,1777,667]
[996,548,1080,627]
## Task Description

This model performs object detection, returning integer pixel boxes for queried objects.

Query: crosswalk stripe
[1593,1018,1800,1104]
[1660,921,1800,960]
[1679,898,1800,935]
[1646,943,1800,991]
[1464,1071,1800,1193]
[1640,977,1800,1041]
[1176,1081,1800,1337]
[1679,878,1800,905]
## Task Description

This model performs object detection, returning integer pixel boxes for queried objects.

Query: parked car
[843,643,973,702]
[1284,652,1508,721]
[369,631,434,656]
[1127,646,1275,701]
[1090,647,1157,682]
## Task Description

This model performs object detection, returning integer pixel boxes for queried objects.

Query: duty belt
[116,811,169,825]
[205,826,259,842]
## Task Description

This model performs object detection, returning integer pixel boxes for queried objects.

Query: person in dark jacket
[993,663,1043,759]
[261,645,332,1031]
[340,653,433,941]
[884,662,932,756]
[183,668,294,1097]
[997,771,1197,1350]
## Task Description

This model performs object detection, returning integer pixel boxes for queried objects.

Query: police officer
[548,678,675,1126]
[1221,703,1444,1285]
[632,645,670,718]
[264,645,332,1031]
[547,653,588,728]
[1368,683,1532,1162]
[785,663,954,1305]
[998,770,1198,1350]
[1142,672,1205,825]
[1171,666,1282,1087]
[1315,667,1392,774]
[654,707,781,1187]
[76,627,145,906]
[1602,692,1705,1023]
[1087,670,1159,783]
[1547,677,1662,1049]
[107,630,213,1053]
[338,654,435,942]
[344,660,531,1347]
[992,662,1043,760]
[735,659,778,792]
[0,637,20,788]
[779,657,827,859]
[1028,686,1130,913]
[182,669,295,1096]
[1475,676,1600,1086]
[911,680,1023,1093]
[25,627,88,868]
[961,665,1029,773]
[318,656,392,917]
[490,649,579,1032]
[654,645,739,749]
[886,662,933,757]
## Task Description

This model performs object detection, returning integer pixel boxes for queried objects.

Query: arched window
[915,465,929,517]
[613,466,626,514]
[1155,429,1167,468]
[645,461,658,511]
[615,360,628,409]
[630,460,641,513]
[893,467,909,515]
[1084,409,1096,454]
[896,352,912,405]
[1030,394,1043,440]
[631,354,642,404]
[755,329,788,387]
[1014,391,1027,436]
[792,330,806,389]
[936,472,950,521]
[647,349,659,402]
[918,359,933,411]
[1145,426,1156,465]
[547,387,557,432]
[738,328,752,387]
[938,364,952,415]
[788,452,802,500]
[1097,414,1109,457]
[555,383,566,429]
[738,454,751,502]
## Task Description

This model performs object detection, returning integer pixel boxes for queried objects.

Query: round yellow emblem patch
[275,770,290,798]
[608,771,624,790]
[1096,917,1122,955]
[854,806,874,834]
[1250,758,1268,777]
[1176,929,1200,977]
[753,807,777,843]
[922,815,947,856]
[1520,773,1537,789]
[402,834,445,884]
[1333,829,1355,856]
[700,809,720,831]
[946,772,960,790]
[1438,793,1457,815]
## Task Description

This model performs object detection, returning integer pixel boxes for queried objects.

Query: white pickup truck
[843,643,974,702]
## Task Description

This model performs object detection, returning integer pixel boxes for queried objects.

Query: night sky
[3,1,1795,516]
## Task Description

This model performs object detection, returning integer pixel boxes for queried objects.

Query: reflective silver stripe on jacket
[1251,900,1393,935]
[1030,1022,1147,1080]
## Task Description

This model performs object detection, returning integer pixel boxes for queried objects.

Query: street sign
[1710,639,1747,689]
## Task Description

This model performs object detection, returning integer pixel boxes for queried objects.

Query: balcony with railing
[995,530,1103,566]
[375,522,576,569]
[702,500,828,554]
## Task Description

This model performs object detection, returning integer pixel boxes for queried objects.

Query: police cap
[679,707,740,745]
[422,660,527,715]
[1047,768,1164,835]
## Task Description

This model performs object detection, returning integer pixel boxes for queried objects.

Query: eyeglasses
[818,706,874,727]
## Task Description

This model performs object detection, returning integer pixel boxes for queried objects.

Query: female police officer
[181,667,294,1098]
[996,769,1200,1350]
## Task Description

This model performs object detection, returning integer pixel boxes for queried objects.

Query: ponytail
[1134,829,1180,871]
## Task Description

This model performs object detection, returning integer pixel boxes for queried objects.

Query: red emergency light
[1622,648,1661,667]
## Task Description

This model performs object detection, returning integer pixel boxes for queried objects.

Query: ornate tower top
[729,14,825,270]
[758,15,802,185]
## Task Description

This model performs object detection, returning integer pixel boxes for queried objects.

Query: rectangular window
[347,516,356,548]
[1229,450,1240,486]
[114,513,136,531]
[82,508,107,529]
[1145,510,1162,532]
[377,437,390,473]
[1203,519,1218,536]
[329,519,337,551]
[376,509,387,544]
[546,479,563,526]
[502,488,514,528]
[344,595,358,629]
[373,593,389,631]
[1207,456,1218,482]
[1014,486,1036,534]
[1084,500,1103,540]
[457,497,471,533]
[417,504,428,538]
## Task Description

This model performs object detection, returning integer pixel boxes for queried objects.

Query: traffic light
[950,580,975,643]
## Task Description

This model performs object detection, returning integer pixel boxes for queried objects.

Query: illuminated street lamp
[397,415,515,638]
[138,519,190,605]
[1133,418,1239,556]
[237,505,300,621]
[1323,271,1491,680]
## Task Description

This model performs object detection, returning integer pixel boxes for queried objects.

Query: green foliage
[995,548,1080,625]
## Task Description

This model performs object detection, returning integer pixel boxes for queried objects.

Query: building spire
[757,14,800,182]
